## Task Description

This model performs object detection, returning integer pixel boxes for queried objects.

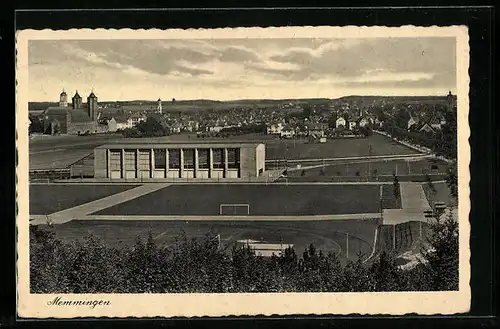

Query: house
[373,117,384,127]
[266,122,283,135]
[419,123,435,133]
[429,116,444,130]
[128,113,146,126]
[308,123,327,138]
[171,122,183,134]
[335,117,346,128]
[280,125,296,139]
[357,117,370,128]
[108,116,133,131]
[348,116,360,130]
[407,116,420,130]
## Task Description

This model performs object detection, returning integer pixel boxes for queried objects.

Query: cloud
[28,37,456,101]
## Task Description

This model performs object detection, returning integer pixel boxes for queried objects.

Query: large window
[183,149,195,169]
[109,150,121,171]
[168,149,180,169]
[154,149,166,169]
[138,149,150,171]
[198,149,209,169]
[124,150,136,171]
[227,148,240,169]
[212,148,224,169]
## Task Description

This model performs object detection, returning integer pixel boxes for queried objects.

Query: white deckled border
[16,25,470,318]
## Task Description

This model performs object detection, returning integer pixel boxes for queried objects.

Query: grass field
[422,182,457,209]
[93,184,382,216]
[289,158,449,178]
[264,134,420,160]
[29,132,419,171]
[29,184,139,215]
[40,218,380,263]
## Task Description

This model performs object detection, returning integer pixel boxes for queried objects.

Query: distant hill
[334,95,454,104]
[29,102,58,111]
[29,95,454,112]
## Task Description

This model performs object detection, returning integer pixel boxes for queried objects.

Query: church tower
[87,90,98,121]
[157,98,162,114]
[72,90,82,109]
[59,89,68,107]
[446,90,456,112]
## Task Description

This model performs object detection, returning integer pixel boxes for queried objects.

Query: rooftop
[96,140,264,149]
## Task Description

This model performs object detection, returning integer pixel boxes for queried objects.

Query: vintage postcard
[16,25,470,318]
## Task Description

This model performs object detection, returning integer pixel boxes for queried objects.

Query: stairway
[68,152,95,178]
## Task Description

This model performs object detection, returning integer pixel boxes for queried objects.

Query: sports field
[29,184,139,215]
[288,158,449,177]
[422,181,457,208]
[265,134,419,160]
[29,133,419,171]
[93,184,382,216]
[40,218,380,263]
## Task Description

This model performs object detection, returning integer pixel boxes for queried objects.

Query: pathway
[30,183,170,225]
[382,182,432,225]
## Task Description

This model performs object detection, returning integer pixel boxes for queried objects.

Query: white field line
[362,227,379,264]
[79,213,382,222]
[266,153,429,163]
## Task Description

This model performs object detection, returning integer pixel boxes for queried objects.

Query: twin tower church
[43,89,100,135]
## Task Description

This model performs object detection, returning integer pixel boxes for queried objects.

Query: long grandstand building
[94,141,266,180]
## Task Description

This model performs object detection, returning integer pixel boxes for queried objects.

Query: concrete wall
[94,148,107,178]
[240,146,257,178]
[256,144,266,176]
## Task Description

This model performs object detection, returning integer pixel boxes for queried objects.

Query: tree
[446,161,458,200]
[370,251,402,291]
[327,113,338,129]
[394,108,411,129]
[359,126,373,137]
[420,210,459,290]
[137,117,169,137]
[393,174,401,206]
[302,105,313,119]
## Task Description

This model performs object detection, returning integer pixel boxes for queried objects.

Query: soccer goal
[219,203,250,215]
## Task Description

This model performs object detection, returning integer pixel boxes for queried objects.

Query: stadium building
[94,142,266,180]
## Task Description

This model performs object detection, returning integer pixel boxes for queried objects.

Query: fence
[29,169,71,181]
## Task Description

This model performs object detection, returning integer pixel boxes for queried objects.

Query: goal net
[219,203,250,215]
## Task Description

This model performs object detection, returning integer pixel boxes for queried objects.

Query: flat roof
[96,140,263,149]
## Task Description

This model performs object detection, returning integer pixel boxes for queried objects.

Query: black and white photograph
[16,26,470,317]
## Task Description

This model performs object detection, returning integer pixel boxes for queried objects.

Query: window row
[109,148,240,170]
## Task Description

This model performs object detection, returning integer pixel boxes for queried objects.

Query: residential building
[407,116,420,130]
[335,117,346,128]
[266,122,283,135]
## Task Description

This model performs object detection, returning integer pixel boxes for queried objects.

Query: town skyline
[30,90,457,104]
[28,37,456,102]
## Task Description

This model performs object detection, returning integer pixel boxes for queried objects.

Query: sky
[28,37,456,102]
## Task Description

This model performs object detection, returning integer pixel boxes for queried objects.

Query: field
[39,218,380,263]
[93,184,383,216]
[288,158,449,177]
[28,133,419,171]
[422,181,457,208]
[29,184,138,215]
[264,134,420,160]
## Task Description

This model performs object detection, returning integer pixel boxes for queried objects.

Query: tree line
[382,109,457,159]
[30,213,458,294]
